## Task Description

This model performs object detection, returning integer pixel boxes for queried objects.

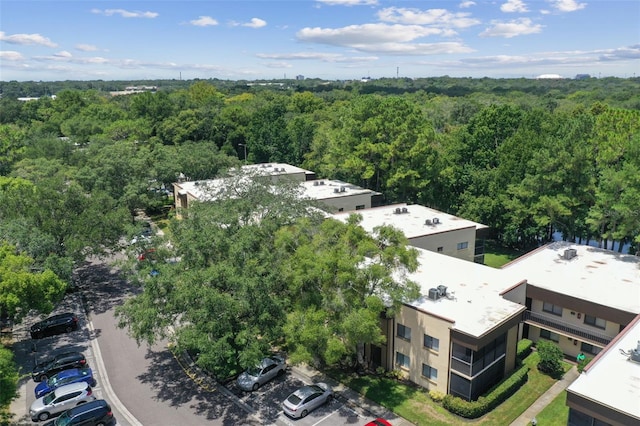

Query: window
[542,301,562,316]
[540,329,559,342]
[397,323,411,341]
[423,334,439,351]
[355,205,365,210]
[437,246,443,252]
[337,208,344,212]
[422,364,438,380]
[581,342,602,356]
[584,315,606,330]
[396,352,410,369]
[457,242,469,250]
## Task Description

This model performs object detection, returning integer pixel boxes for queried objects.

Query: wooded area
[1,76,639,379]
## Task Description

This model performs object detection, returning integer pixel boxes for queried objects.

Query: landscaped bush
[428,389,445,402]
[536,340,564,378]
[577,356,593,373]
[517,339,533,361]
[442,364,530,418]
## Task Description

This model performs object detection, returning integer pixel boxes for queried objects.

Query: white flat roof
[331,203,488,239]
[567,315,640,421]
[240,163,312,176]
[405,248,525,338]
[502,242,640,314]
[174,178,227,201]
[301,179,378,200]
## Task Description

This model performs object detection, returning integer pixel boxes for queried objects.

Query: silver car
[237,355,286,391]
[29,381,95,422]
[282,382,333,418]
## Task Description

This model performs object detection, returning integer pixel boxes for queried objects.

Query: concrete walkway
[510,365,580,426]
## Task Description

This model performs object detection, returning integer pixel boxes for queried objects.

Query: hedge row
[517,339,533,361]
[442,364,530,418]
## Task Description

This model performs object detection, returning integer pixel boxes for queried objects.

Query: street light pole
[238,143,247,164]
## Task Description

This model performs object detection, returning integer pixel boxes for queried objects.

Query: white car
[282,382,333,418]
[29,381,95,422]
[237,355,286,391]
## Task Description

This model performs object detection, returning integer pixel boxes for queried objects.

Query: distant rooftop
[331,203,488,238]
[502,241,640,314]
[404,248,525,337]
[239,163,313,178]
[567,313,640,421]
[301,179,380,201]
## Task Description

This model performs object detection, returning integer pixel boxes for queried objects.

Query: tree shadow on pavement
[136,347,258,424]
[76,260,133,315]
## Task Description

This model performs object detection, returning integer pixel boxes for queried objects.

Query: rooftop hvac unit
[425,219,433,225]
[334,188,341,193]
[630,340,640,363]
[320,181,325,185]
[437,285,448,297]
[394,207,402,214]
[314,181,319,186]
[563,248,578,260]
[428,288,440,301]
[340,186,346,192]
[402,207,408,213]
[433,217,440,224]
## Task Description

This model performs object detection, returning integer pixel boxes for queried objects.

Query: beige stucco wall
[393,305,453,394]
[319,193,372,213]
[408,227,477,262]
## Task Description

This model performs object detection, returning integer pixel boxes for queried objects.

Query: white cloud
[480,18,543,38]
[76,44,98,52]
[298,23,453,46]
[316,0,378,5]
[501,0,529,13]
[459,1,476,8]
[377,7,480,28]
[53,51,72,59]
[548,0,586,12]
[0,51,25,61]
[190,16,219,27]
[257,52,379,63]
[91,9,158,18]
[0,31,57,47]
[230,18,267,28]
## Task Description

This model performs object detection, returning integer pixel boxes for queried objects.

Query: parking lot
[226,367,389,426]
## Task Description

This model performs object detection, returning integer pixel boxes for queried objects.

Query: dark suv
[44,399,115,426]
[32,351,87,382]
[30,313,79,339]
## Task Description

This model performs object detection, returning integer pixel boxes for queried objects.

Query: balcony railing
[523,311,612,346]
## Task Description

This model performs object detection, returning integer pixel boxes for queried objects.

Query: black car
[43,399,115,426]
[30,313,79,340]
[32,351,87,382]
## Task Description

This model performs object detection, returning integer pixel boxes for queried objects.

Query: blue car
[34,368,96,398]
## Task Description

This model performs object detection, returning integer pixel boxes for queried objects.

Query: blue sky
[1,0,639,82]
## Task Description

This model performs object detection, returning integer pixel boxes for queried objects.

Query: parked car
[35,368,96,399]
[237,355,286,391]
[30,313,79,340]
[365,419,393,426]
[282,382,333,419]
[43,399,115,426]
[30,382,95,422]
[32,352,87,382]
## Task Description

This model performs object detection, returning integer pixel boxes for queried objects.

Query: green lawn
[483,240,528,268]
[534,390,570,425]
[328,352,572,425]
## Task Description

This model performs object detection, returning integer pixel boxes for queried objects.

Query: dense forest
[2,77,638,257]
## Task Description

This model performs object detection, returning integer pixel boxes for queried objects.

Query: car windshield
[42,392,56,405]
[55,410,71,426]
[48,375,59,386]
[246,366,261,377]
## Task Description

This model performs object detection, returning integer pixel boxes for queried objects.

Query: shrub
[442,364,529,418]
[577,356,593,373]
[429,390,445,403]
[386,369,404,380]
[517,339,533,361]
[537,340,564,378]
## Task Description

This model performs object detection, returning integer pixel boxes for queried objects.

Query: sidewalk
[291,363,415,426]
[509,365,580,426]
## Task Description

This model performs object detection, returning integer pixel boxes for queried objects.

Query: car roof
[294,384,324,398]
[55,351,84,360]
[52,382,90,396]
[55,368,91,379]
[66,399,109,416]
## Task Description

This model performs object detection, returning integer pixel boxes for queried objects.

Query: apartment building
[565,313,640,426]
[301,179,382,213]
[332,203,489,263]
[370,247,525,401]
[501,242,640,361]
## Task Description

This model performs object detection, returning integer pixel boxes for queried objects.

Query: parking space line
[311,404,344,426]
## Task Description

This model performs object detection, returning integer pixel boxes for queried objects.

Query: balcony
[523,311,612,346]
